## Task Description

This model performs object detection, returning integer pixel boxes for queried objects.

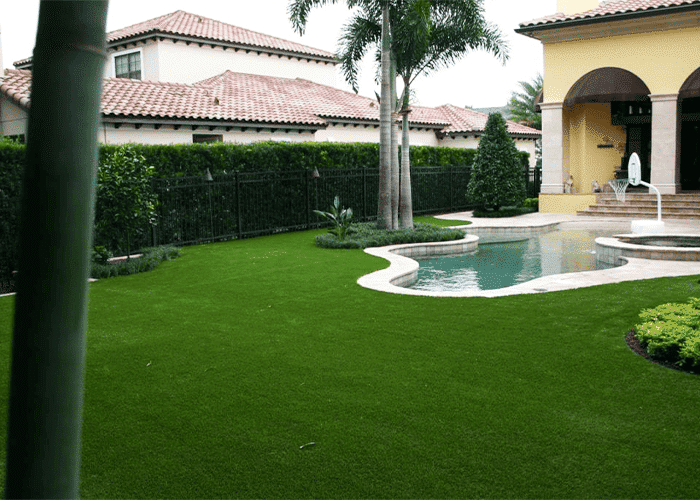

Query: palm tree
[6,1,109,497]
[338,0,509,228]
[508,73,543,130]
[289,0,397,229]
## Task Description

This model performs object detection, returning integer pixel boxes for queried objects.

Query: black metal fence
[149,165,541,247]
[1,165,541,273]
[0,196,20,282]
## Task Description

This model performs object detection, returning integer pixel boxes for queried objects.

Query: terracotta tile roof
[0,69,541,138]
[195,71,378,124]
[437,104,540,137]
[105,74,321,125]
[520,0,700,28]
[0,69,32,109]
[108,10,336,61]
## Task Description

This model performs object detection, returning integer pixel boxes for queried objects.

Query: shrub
[466,113,526,211]
[634,298,700,371]
[91,245,113,265]
[472,206,537,218]
[314,222,466,249]
[95,145,158,256]
[521,198,539,209]
[90,245,181,279]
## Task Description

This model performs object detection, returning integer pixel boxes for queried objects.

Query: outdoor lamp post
[312,167,320,212]
[205,168,214,237]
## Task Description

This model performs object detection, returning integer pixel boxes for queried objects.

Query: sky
[1,0,554,109]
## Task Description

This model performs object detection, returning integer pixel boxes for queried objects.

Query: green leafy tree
[466,113,526,211]
[507,73,542,130]
[95,145,157,257]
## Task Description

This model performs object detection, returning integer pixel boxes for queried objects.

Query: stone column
[540,102,565,194]
[650,94,681,194]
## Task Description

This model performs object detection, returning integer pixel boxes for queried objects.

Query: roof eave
[443,129,540,139]
[109,31,338,65]
[321,115,449,129]
[101,115,327,130]
[516,3,700,38]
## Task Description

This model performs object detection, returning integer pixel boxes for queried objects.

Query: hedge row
[97,142,482,177]
[1,140,529,189]
[0,141,24,282]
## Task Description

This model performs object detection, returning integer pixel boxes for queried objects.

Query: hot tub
[595,234,700,265]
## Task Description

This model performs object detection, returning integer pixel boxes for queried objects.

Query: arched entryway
[679,68,700,191]
[563,68,652,190]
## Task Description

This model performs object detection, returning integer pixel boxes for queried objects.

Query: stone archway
[564,67,651,106]
[562,68,651,190]
[679,68,700,190]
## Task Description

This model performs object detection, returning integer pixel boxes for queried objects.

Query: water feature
[409,229,622,292]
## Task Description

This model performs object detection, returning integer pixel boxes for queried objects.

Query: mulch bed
[626,329,699,375]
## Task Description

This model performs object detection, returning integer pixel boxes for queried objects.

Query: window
[115,52,141,79]
[193,134,223,143]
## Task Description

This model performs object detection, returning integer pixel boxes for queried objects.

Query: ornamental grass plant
[0,229,699,498]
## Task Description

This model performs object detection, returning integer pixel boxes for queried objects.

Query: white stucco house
[1,10,540,164]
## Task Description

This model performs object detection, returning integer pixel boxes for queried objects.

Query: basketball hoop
[608,179,629,203]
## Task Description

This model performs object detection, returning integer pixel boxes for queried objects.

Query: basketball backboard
[628,153,641,186]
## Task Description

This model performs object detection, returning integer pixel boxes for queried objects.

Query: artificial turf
[1,229,699,498]
[413,215,472,226]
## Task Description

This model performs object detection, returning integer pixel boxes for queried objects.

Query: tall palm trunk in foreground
[6,1,108,497]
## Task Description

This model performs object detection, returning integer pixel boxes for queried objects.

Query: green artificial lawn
[1,229,700,498]
[413,215,472,226]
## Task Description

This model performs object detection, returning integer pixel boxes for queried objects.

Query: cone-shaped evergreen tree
[466,112,526,211]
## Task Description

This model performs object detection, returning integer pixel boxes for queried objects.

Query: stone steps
[577,193,700,219]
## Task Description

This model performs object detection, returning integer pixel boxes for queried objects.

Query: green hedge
[97,142,478,178]
[0,141,25,282]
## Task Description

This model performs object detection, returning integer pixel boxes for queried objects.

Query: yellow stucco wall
[539,194,598,214]
[544,25,700,102]
[565,103,626,193]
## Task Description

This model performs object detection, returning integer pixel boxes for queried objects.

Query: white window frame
[111,48,143,79]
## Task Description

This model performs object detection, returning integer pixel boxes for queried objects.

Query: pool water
[410,229,622,292]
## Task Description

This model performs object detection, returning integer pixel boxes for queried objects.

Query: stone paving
[357,212,700,298]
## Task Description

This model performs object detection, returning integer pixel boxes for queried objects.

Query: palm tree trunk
[377,3,393,230]
[399,86,414,229]
[5,1,108,497]
[390,53,400,230]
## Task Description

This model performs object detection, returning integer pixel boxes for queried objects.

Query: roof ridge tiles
[106,9,336,60]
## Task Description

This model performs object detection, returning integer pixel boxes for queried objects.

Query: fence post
[524,166,530,198]
[362,168,367,221]
[305,170,311,230]
[236,171,242,239]
[449,166,454,212]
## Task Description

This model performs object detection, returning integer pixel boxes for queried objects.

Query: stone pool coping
[357,222,700,298]
[596,234,700,264]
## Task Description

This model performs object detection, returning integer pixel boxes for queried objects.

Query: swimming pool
[409,229,622,292]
